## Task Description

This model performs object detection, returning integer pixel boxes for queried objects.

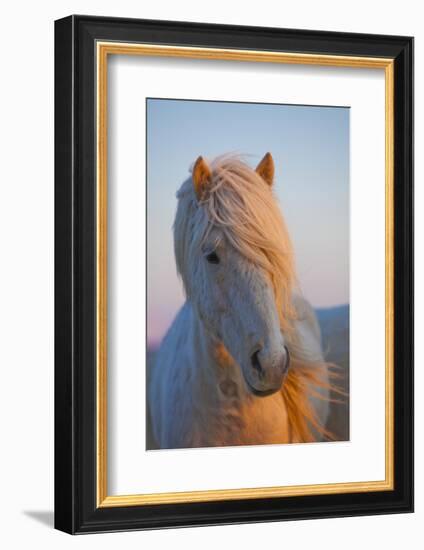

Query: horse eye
[205,251,220,264]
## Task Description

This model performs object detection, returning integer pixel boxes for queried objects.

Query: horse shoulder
[291,294,323,360]
[148,303,200,448]
[291,294,331,432]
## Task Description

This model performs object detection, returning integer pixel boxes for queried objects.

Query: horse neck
[187,302,245,396]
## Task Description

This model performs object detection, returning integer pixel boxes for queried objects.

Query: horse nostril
[283,345,291,374]
[251,350,264,379]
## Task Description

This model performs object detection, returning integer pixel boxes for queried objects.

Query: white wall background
[0,0,420,547]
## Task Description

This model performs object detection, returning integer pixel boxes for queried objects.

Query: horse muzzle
[244,345,290,397]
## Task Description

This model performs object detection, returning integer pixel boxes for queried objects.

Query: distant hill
[315,304,350,440]
[316,303,349,324]
[316,304,349,368]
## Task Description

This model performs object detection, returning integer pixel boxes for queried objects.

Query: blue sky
[147,98,349,347]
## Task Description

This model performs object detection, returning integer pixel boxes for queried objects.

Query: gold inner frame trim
[96,41,395,508]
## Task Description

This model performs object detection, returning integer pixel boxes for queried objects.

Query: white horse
[148,153,337,449]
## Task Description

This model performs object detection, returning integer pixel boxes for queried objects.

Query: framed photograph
[54,15,413,534]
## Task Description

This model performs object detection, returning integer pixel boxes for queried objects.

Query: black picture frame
[55,14,413,534]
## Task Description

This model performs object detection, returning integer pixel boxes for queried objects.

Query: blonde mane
[174,154,340,443]
[175,154,296,333]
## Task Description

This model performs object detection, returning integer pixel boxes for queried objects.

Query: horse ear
[192,156,212,200]
[255,152,274,186]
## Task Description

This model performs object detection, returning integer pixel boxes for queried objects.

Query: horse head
[174,153,295,396]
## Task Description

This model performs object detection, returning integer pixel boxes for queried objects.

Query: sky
[147,98,349,348]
